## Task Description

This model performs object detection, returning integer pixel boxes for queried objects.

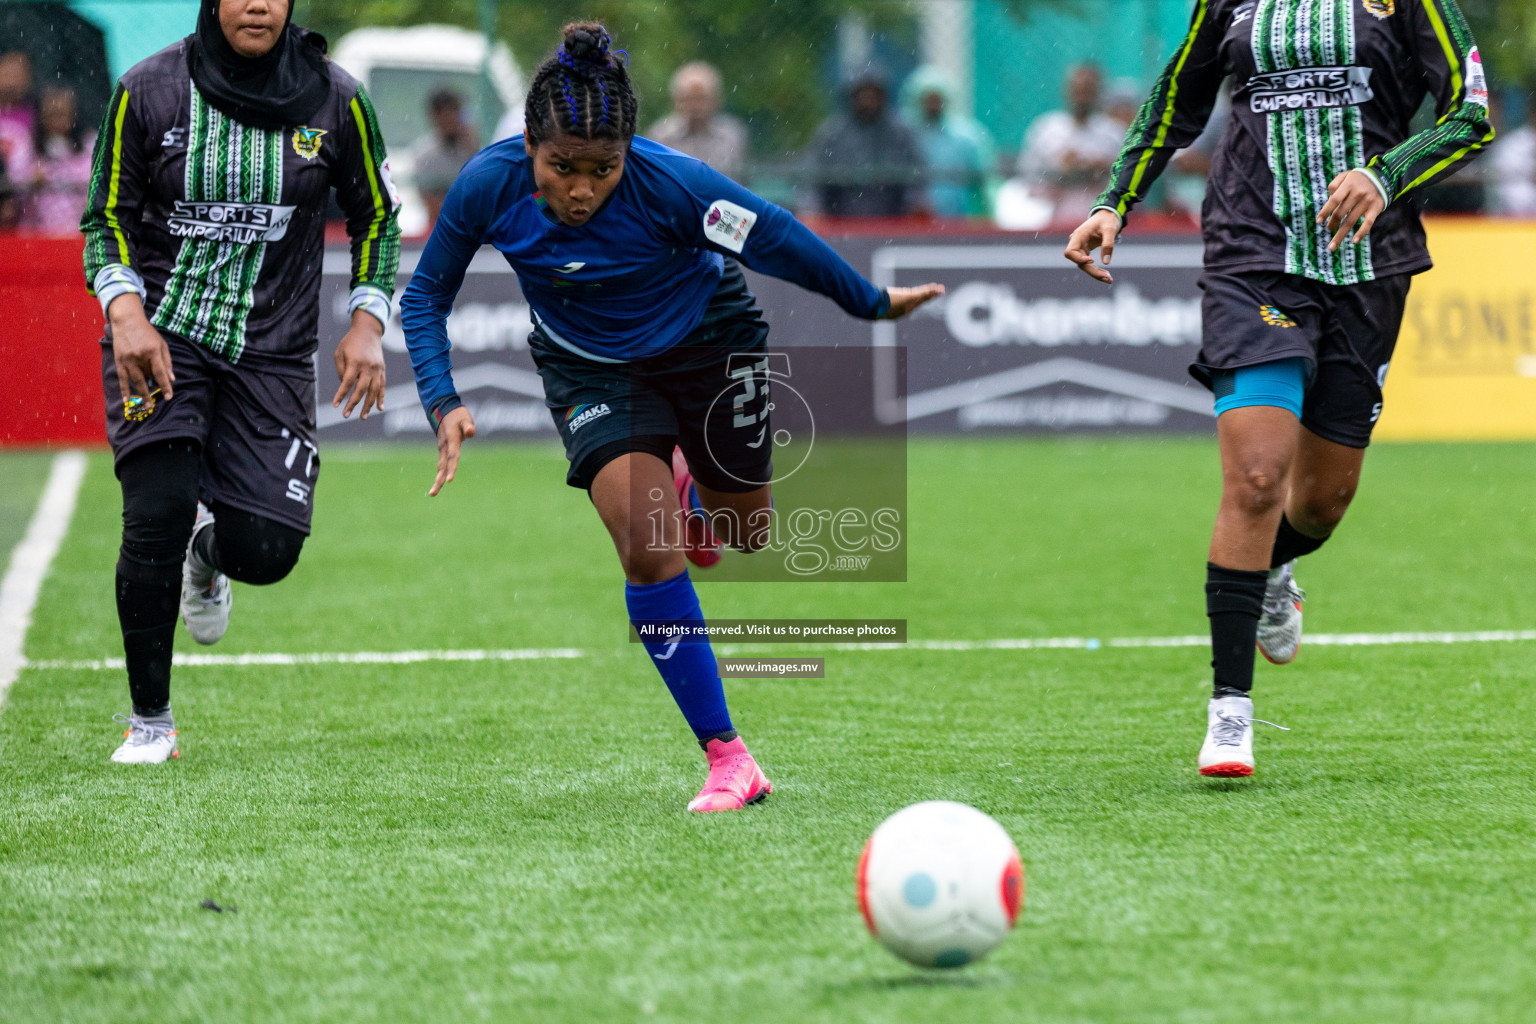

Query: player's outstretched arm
[881,284,946,319]
[430,407,477,497]
[333,309,387,420]
[1063,209,1122,285]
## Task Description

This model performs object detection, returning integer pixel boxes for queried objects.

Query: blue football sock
[625,570,734,740]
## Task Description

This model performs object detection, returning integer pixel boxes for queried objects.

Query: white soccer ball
[857,801,1024,969]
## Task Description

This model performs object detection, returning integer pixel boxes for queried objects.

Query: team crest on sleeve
[291,126,327,159]
[1260,305,1298,328]
[1359,0,1394,17]
[703,200,756,254]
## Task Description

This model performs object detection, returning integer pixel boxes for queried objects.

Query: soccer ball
[856,801,1024,969]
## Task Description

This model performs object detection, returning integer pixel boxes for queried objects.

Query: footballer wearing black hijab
[81,0,402,763]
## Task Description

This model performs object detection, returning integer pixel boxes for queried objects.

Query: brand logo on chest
[1247,66,1375,113]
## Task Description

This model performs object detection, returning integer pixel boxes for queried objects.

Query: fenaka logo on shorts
[565,402,612,434]
[291,126,327,159]
[1260,305,1297,328]
[703,199,755,254]
[1360,0,1394,18]
[167,201,296,243]
[1247,66,1374,113]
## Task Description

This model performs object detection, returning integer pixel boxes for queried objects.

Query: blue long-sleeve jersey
[400,136,889,423]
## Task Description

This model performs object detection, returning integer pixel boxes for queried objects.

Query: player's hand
[333,311,387,420]
[1317,170,1386,252]
[430,406,476,497]
[882,283,946,320]
[1064,208,1122,285]
[108,293,174,403]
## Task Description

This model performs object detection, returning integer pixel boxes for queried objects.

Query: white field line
[19,630,1536,673]
[0,451,89,705]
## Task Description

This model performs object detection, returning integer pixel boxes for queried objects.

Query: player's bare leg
[1201,406,1299,775]
[1258,429,1368,663]
[591,453,771,811]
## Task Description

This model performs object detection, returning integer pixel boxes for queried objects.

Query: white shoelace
[1262,575,1306,619]
[112,713,173,745]
[1213,711,1291,746]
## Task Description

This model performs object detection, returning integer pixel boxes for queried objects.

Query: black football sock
[1205,562,1269,699]
[115,560,181,716]
[1270,513,1329,568]
[698,729,739,750]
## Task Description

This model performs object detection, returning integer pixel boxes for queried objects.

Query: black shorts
[1193,270,1411,448]
[100,330,320,533]
[531,262,773,491]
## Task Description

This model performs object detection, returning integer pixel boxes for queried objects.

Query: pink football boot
[672,446,723,568]
[688,736,772,812]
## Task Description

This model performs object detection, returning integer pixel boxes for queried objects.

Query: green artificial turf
[0,450,55,563]
[2,438,1534,1023]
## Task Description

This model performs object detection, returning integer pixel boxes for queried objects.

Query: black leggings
[116,440,305,713]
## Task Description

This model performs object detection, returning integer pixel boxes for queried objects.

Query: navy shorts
[1194,270,1411,448]
[100,329,320,533]
[531,262,774,492]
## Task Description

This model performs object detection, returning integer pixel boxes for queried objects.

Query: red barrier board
[0,235,107,447]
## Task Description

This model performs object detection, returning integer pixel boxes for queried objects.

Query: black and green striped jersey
[1095,0,1494,285]
[81,41,401,363]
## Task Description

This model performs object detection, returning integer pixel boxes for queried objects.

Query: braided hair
[524,23,637,147]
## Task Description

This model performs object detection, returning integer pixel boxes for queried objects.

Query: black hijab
[186,0,331,132]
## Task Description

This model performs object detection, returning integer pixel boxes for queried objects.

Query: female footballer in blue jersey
[401,24,942,811]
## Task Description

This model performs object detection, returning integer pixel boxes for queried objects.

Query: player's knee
[613,521,678,583]
[118,441,202,570]
[1292,489,1353,535]
[212,506,306,585]
[1227,461,1289,517]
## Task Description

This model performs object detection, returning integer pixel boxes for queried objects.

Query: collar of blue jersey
[186,0,331,132]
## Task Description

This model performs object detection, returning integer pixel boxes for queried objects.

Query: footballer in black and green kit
[1064,0,1492,777]
[81,0,401,764]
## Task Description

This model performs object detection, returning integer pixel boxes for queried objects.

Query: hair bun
[560,22,611,68]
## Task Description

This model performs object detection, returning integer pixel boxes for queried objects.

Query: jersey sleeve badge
[1465,48,1489,109]
[1359,0,1394,18]
[703,200,756,254]
[292,126,327,160]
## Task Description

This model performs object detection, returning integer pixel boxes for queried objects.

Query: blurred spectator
[899,65,995,218]
[409,88,479,226]
[650,61,748,181]
[1490,95,1536,216]
[0,51,35,178]
[21,86,94,234]
[801,65,925,218]
[1017,63,1125,221]
[1103,78,1142,130]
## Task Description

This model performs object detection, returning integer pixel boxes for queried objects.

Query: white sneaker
[1256,561,1305,665]
[110,712,179,763]
[182,502,231,645]
[1197,695,1289,777]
